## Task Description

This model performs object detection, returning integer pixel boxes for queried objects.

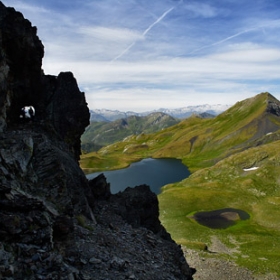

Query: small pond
[86,158,190,194]
[191,208,250,229]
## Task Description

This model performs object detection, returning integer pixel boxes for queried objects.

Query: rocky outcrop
[0,2,89,160]
[266,92,280,116]
[0,2,194,279]
[111,185,170,237]
[41,72,90,160]
[0,2,44,132]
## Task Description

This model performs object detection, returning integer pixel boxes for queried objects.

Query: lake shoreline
[86,158,190,194]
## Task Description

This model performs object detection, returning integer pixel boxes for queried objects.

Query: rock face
[0,2,43,132]
[0,2,89,160]
[0,2,194,279]
[266,92,280,116]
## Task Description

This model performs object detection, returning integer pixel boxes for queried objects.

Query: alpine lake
[86,157,190,194]
[86,158,250,230]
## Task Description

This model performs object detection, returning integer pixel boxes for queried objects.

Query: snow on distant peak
[90,104,231,121]
[149,104,231,119]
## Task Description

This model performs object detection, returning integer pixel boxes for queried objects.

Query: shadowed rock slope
[0,2,193,279]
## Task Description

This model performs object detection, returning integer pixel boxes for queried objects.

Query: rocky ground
[0,3,194,278]
[2,2,280,279]
[183,236,280,280]
[0,126,194,279]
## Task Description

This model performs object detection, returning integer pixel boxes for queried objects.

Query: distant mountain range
[90,104,231,122]
[81,92,280,276]
[82,112,180,152]
[83,104,231,153]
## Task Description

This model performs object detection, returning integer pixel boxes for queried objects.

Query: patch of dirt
[208,235,233,254]
[220,211,240,221]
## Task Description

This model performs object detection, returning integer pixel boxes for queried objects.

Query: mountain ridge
[80,91,280,277]
[90,104,230,122]
[81,92,280,172]
[82,112,180,152]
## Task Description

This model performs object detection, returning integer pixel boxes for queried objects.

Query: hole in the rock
[19,106,35,120]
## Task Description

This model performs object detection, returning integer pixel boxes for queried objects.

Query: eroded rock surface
[0,2,194,279]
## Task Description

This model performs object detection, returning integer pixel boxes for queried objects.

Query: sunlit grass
[80,93,280,276]
[159,140,280,276]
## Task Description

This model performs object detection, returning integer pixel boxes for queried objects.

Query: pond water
[86,158,190,194]
[192,208,250,229]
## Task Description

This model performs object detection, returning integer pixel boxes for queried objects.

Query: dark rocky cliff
[0,2,194,279]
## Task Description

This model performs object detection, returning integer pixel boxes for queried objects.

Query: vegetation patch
[159,140,280,276]
[80,93,280,276]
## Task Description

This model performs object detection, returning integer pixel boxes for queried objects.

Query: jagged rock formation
[0,2,89,160]
[0,2,194,279]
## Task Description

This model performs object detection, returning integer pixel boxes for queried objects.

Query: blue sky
[2,0,280,111]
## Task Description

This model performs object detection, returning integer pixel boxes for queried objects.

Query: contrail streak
[111,42,136,62]
[111,6,174,62]
[189,25,268,55]
[143,7,174,36]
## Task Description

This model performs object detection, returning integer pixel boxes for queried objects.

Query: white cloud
[85,85,265,112]
[212,48,280,63]
[79,26,144,43]
[42,45,280,111]
[185,2,219,18]
[44,46,280,85]
[2,0,280,112]
[2,1,49,14]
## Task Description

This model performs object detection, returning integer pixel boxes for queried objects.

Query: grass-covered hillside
[159,138,280,276]
[81,92,280,173]
[81,112,179,152]
[80,92,280,277]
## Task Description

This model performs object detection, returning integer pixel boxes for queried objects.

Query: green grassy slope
[81,92,280,172]
[81,112,179,152]
[159,139,280,275]
[80,92,280,276]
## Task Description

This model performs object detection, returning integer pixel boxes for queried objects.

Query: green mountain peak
[81,92,280,172]
[80,92,280,277]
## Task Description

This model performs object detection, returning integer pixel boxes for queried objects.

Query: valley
[82,112,179,152]
[80,92,280,278]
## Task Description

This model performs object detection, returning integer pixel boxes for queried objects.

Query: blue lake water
[86,158,190,194]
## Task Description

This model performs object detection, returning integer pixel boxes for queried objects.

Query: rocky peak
[0,2,194,279]
[41,72,90,160]
[265,92,280,117]
[0,2,89,160]
[0,2,44,129]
